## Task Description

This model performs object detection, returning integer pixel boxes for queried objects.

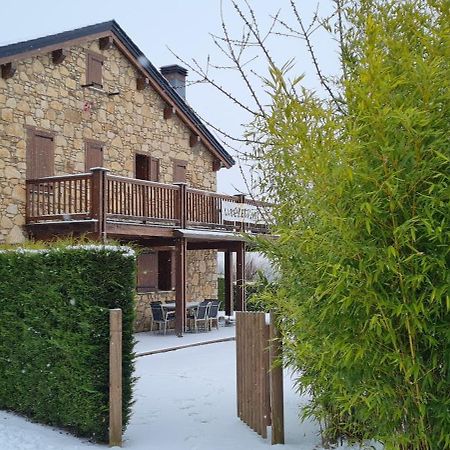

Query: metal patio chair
[207,300,221,331]
[150,302,175,335]
[188,303,210,333]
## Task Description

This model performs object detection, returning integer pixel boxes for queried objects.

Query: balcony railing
[26,168,270,234]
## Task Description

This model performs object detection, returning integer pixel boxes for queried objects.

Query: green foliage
[246,271,278,312]
[251,1,450,448]
[0,243,136,442]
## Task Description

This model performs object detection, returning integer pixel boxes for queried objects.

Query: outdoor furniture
[150,302,175,335]
[188,303,210,333]
[207,300,221,331]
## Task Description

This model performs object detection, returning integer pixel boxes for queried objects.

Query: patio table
[161,301,200,312]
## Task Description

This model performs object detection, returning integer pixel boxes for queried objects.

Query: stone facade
[0,37,218,330]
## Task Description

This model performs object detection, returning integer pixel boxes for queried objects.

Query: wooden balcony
[25,168,270,241]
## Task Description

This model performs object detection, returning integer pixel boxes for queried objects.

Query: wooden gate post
[269,311,284,445]
[109,309,122,447]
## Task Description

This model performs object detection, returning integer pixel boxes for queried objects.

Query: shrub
[0,244,136,442]
[251,1,450,448]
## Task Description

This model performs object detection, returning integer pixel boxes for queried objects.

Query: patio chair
[207,300,221,331]
[150,302,175,335]
[188,303,210,333]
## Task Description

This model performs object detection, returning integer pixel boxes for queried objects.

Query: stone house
[0,21,265,334]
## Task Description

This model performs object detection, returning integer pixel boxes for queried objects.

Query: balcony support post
[235,242,246,311]
[90,167,109,242]
[224,250,234,316]
[234,194,246,232]
[175,237,187,337]
[174,182,187,229]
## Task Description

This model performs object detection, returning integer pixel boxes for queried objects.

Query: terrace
[25,167,272,336]
[25,167,269,240]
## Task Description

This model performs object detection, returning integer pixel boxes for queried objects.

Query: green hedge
[0,244,136,442]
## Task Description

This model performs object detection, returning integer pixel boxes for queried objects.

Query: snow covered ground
[1,325,380,450]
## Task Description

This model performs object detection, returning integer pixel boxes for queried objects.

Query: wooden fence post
[109,309,122,447]
[269,311,284,445]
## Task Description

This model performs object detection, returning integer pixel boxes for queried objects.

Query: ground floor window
[137,250,175,292]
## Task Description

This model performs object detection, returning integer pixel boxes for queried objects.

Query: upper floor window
[173,159,187,183]
[85,140,104,171]
[135,154,159,182]
[86,51,105,88]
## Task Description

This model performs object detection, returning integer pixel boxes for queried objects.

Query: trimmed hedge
[0,244,136,442]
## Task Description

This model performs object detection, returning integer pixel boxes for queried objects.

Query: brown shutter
[173,159,187,183]
[137,253,158,291]
[87,52,104,87]
[85,140,104,171]
[150,157,160,182]
[27,129,54,179]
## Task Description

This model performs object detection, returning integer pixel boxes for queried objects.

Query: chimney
[160,64,188,100]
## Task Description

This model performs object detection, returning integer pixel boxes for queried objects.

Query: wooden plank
[109,309,122,448]
[264,321,271,428]
[269,312,285,445]
[258,313,267,438]
[236,312,242,418]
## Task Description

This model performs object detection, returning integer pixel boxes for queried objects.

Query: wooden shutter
[135,155,159,182]
[27,129,54,179]
[173,159,187,183]
[85,140,104,171]
[86,52,104,87]
[150,157,160,182]
[137,253,158,291]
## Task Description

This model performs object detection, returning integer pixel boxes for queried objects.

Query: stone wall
[135,249,218,332]
[0,36,218,329]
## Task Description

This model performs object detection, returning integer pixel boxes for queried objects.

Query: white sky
[1,0,340,195]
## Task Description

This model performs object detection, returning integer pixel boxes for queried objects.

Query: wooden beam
[187,241,240,251]
[25,220,96,240]
[51,49,67,65]
[189,133,200,147]
[136,76,148,91]
[163,105,175,119]
[1,62,16,79]
[212,159,221,172]
[224,251,234,316]
[175,238,187,337]
[105,222,175,238]
[99,35,114,50]
[90,168,108,241]
[236,241,246,311]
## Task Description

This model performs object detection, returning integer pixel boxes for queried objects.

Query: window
[85,140,104,171]
[135,154,159,182]
[86,51,105,88]
[136,251,175,292]
[137,253,158,292]
[26,128,54,179]
[173,159,187,183]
